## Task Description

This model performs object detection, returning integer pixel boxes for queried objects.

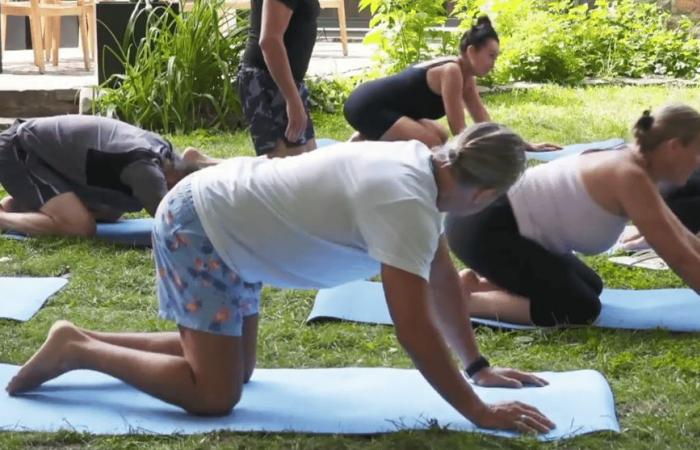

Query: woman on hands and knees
[343,16,557,151]
[7,123,554,434]
[447,104,700,326]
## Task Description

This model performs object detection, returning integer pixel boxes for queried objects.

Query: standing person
[445,105,700,326]
[238,0,319,157]
[343,16,557,151]
[0,115,201,237]
[7,123,555,435]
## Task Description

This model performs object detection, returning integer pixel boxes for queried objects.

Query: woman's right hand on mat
[476,401,556,434]
[285,97,308,143]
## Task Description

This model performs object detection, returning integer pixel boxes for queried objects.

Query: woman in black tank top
[343,16,500,147]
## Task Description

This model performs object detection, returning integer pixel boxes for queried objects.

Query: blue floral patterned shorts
[152,178,261,337]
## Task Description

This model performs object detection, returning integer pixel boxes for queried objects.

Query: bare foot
[6,320,87,395]
[182,147,221,167]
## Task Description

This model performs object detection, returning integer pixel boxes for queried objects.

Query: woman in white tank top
[446,104,700,326]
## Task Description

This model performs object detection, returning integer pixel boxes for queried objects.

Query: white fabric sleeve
[356,198,441,281]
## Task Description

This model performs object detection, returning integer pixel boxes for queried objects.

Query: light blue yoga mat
[316,138,625,162]
[1,219,154,247]
[308,281,700,332]
[316,138,340,148]
[0,364,618,438]
[526,138,625,162]
[0,277,68,321]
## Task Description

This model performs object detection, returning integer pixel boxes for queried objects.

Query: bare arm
[462,76,491,123]
[259,0,307,142]
[618,169,700,292]
[428,237,548,387]
[381,257,554,433]
[439,64,467,136]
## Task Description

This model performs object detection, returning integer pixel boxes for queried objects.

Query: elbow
[258,35,281,55]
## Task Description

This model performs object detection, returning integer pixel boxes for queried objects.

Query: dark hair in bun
[459,15,499,53]
[633,104,700,153]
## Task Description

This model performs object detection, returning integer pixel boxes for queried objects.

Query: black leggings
[445,196,603,326]
[664,169,700,234]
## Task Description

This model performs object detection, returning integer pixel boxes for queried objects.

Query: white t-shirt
[190,140,444,288]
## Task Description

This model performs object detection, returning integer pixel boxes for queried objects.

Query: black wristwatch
[465,355,490,378]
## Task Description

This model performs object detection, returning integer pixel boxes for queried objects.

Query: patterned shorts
[153,178,261,337]
[238,65,315,156]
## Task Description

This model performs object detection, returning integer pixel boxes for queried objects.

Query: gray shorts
[238,65,315,156]
[0,120,70,211]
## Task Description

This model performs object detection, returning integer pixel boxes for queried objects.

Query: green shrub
[95,0,248,133]
[363,0,700,84]
[359,0,456,74]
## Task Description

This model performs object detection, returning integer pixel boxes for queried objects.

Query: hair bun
[636,109,654,131]
[475,15,492,29]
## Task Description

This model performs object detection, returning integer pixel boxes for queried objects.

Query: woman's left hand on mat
[472,367,549,388]
[528,142,562,152]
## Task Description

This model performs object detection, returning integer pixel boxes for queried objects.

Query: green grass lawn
[2,85,700,449]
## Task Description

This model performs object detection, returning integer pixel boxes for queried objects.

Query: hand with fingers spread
[285,96,308,144]
[474,400,556,434]
[472,366,549,389]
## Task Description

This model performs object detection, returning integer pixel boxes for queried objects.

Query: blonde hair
[633,104,700,153]
[434,122,527,192]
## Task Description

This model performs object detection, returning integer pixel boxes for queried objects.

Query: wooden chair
[40,0,93,68]
[0,0,91,73]
[182,0,348,56]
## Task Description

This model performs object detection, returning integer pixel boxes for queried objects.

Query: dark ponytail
[459,15,499,53]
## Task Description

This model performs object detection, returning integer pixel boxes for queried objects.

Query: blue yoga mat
[0,277,68,321]
[0,364,618,438]
[316,138,625,162]
[316,138,340,148]
[308,281,700,332]
[94,218,153,247]
[526,138,625,162]
[1,219,154,247]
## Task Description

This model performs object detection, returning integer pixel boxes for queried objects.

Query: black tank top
[387,60,456,120]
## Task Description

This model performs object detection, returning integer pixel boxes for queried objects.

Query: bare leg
[82,313,259,382]
[380,116,449,148]
[0,192,95,236]
[459,269,501,293]
[418,119,449,144]
[242,314,258,383]
[7,320,247,415]
[81,329,184,356]
[469,290,533,325]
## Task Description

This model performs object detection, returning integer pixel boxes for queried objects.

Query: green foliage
[95,0,249,133]
[358,0,457,74]
[306,70,381,113]
[362,0,700,84]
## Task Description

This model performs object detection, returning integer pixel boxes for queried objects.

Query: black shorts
[445,196,603,326]
[237,65,315,156]
[0,120,70,211]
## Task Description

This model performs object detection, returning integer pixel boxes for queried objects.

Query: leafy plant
[95,0,249,133]
[358,0,455,74]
